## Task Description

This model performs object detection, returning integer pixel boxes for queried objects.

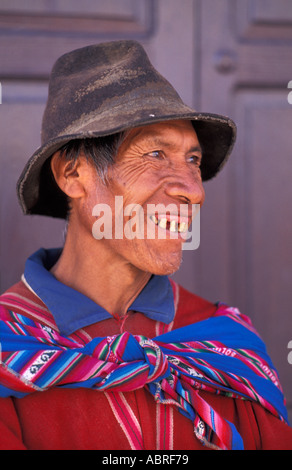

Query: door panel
[200,0,292,421]
[0,82,65,291]
[233,90,292,410]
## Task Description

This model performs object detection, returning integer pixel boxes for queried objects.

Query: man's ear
[50,152,87,200]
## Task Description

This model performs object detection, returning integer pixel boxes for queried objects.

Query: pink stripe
[1,289,91,345]
[105,392,144,450]
[156,403,173,450]
[0,295,57,330]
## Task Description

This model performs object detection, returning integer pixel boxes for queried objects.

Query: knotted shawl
[0,302,288,450]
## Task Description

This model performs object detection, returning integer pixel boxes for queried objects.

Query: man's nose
[164,168,205,206]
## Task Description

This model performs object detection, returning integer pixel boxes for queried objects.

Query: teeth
[169,220,177,232]
[150,215,188,233]
[178,222,188,233]
[158,218,167,229]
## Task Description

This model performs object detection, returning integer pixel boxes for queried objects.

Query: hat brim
[17,111,236,219]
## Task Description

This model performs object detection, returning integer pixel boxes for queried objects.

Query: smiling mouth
[149,215,189,233]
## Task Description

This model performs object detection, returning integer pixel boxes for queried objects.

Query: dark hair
[58,132,125,184]
[61,133,125,217]
[36,132,125,220]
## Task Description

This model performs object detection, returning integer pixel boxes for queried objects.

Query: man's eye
[188,155,201,166]
[144,150,163,159]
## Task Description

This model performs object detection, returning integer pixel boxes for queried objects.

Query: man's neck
[50,223,151,318]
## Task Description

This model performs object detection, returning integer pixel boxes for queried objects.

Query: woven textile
[0,302,288,450]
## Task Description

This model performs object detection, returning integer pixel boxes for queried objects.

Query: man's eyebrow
[140,136,203,154]
[188,145,203,155]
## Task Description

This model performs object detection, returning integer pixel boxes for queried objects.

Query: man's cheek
[112,160,154,188]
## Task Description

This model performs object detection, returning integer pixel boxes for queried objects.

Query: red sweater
[0,280,292,450]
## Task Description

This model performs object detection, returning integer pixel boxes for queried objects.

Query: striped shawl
[0,298,288,450]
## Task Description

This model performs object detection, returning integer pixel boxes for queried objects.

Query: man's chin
[119,238,184,276]
[146,250,183,276]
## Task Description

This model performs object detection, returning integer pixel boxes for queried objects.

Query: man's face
[83,120,205,275]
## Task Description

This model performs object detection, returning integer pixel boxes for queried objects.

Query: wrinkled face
[83,120,205,275]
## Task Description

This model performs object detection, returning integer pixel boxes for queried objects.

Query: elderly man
[0,40,291,450]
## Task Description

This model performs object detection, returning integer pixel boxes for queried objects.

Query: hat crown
[41,40,182,144]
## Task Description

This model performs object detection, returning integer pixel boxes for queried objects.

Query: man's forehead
[124,120,201,149]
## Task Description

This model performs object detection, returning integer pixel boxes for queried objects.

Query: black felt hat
[17,40,236,219]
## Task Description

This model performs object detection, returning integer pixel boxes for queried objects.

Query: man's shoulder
[0,280,58,330]
[1,279,33,297]
[0,279,42,306]
[170,279,217,329]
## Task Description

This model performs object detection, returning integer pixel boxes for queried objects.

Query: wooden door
[0,0,291,422]
[198,0,292,422]
[0,0,199,292]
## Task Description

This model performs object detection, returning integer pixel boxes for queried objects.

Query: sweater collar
[23,248,175,335]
